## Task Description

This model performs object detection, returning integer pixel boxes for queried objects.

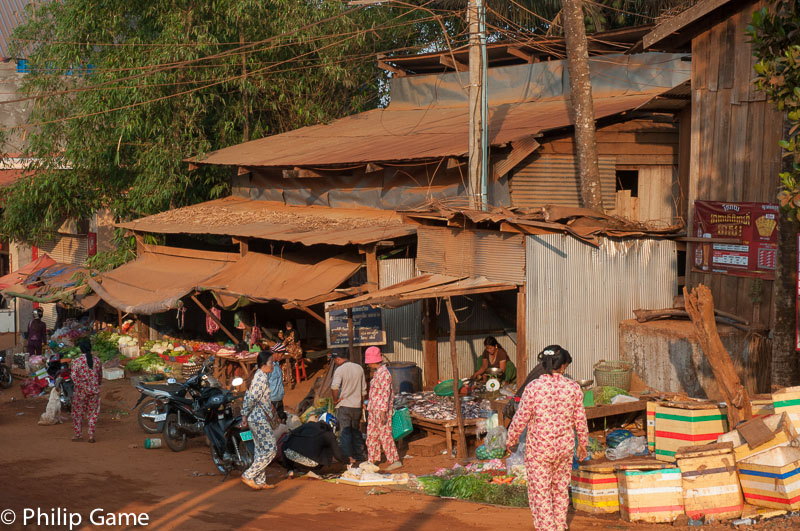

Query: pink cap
[364,346,382,364]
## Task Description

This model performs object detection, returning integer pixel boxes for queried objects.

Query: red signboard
[692,201,779,280]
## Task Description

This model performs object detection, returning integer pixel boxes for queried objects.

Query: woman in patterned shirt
[241,351,278,490]
[506,345,589,531]
[71,339,103,443]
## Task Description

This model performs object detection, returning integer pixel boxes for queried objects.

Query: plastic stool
[294,358,307,383]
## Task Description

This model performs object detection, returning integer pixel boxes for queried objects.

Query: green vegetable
[417,476,445,496]
[596,386,631,405]
[125,352,163,372]
[438,474,490,499]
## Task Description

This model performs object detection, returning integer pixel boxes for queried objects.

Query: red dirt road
[0,375,797,531]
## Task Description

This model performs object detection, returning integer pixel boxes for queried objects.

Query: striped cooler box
[570,470,619,514]
[772,386,800,432]
[617,468,684,523]
[717,413,797,463]
[676,444,743,521]
[738,446,800,510]
[751,399,774,419]
[646,401,656,453]
[654,405,728,462]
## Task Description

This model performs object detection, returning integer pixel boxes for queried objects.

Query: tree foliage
[748,0,800,219]
[1,0,436,245]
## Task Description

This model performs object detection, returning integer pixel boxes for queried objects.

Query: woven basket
[182,362,202,379]
[593,360,632,391]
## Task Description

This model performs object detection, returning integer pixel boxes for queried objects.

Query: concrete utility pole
[468,0,488,210]
[562,0,604,212]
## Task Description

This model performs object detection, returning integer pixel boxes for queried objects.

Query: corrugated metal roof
[192,90,669,168]
[0,0,37,59]
[117,196,416,247]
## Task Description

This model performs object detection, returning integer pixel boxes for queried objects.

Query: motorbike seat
[139,383,185,395]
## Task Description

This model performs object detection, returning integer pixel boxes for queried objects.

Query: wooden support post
[233,237,249,256]
[446,297,467,459]
[134,233,145,256]
[364,244,379,292]
[684,285,753,427]
[297,305,325,325]
[136,315,147,346]
[117,309,123,329]
[190,294,239,345]
[422,298,439,389]
[516,284,526,387]
[347,307,358,363]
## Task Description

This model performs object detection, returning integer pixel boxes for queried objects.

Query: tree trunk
[561,0,604,211]
[771,117,800,387]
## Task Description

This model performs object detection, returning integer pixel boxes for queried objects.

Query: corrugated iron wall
[511,154,616,208]
[526,234,677,381]
[417,226,525,284]
[379,259,424,375]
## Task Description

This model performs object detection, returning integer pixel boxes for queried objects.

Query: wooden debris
[683,285,753,427]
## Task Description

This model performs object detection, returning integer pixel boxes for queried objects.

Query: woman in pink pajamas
[364,347,402,471]
[507,345,588,531]
[71,340,102,443]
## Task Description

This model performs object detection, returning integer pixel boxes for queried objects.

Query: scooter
[205,376,255,478]
[159,357,231,452]
[131,377,188,434]
[0,351,12,389]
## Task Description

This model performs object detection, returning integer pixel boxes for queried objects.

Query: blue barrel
[387,362,420,394]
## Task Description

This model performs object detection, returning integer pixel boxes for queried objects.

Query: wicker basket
[593,360,632,391]
[182,361,202,379]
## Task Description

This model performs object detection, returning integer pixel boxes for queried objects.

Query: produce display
[416,461,528,507]
[399,391,489,421]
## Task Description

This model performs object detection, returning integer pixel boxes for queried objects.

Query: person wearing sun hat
[364,346,401,471]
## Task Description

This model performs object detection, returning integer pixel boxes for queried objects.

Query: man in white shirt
[330,349,367,463]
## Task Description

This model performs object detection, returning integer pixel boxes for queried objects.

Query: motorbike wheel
[163,413,188,452]
[209,445,228,474]
[239,439,255,471]
[137,399,164,434]
[0,367,12,389]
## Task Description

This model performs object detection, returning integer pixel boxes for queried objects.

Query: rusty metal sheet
[117,196,417,246]
[416,226,525,284]
[0,0,35,59]
[192,92,666,168]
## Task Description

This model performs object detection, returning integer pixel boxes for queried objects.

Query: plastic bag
[605,429,634,448]
[505,440,525,469]
[605,436,647,460]
[485,426,507,452]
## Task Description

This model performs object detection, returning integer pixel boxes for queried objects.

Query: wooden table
[214,354,257,389]
[585,399,647,420]
[410,413,482,456]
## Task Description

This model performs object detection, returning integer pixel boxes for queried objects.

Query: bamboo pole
[446,296,467,458]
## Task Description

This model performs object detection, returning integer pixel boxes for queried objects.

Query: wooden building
[645,0,785,329]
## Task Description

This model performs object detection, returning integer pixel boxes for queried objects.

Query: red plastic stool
[294,358,307,383]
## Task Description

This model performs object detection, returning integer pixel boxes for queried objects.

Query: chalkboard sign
[324,304,386,348]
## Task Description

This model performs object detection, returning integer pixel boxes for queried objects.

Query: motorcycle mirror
[231,377,244,387]
[167,378,177,384]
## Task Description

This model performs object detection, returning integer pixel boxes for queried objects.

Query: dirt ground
[1,369,798,531]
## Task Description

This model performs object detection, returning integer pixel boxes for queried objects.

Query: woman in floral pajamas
[364,347,402,470]
[71,339,102,443]
[241,351,278,490]
[507,345,588,531]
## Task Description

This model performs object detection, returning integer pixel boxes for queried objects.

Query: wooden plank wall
[686,0,785,328]
[536,118,680,224]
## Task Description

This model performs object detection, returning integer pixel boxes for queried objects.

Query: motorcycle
[159,356,232,452]
[132,378,189,434]
[0,351,12,389]
[205,376,255,477]
[47,354,73,410]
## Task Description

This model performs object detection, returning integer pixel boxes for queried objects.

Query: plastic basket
[181,362,201,379]
[593,360,632,391]
[392,407,413,440]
